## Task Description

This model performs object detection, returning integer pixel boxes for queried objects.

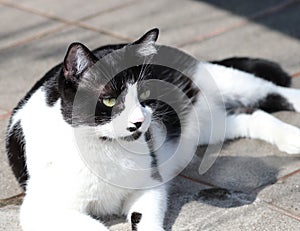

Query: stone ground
[1,0,300,230]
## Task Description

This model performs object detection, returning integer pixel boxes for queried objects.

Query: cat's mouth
[99,131,142,142]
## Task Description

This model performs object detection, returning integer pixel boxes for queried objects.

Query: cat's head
[59,28,198,141]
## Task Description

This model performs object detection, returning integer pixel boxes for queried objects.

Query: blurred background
[1,0,300,230]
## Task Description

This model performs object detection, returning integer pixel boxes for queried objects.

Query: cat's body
[6,29,300,231]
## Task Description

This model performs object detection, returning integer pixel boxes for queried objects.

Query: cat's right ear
[63,42,97,80]
[132,28,159,56]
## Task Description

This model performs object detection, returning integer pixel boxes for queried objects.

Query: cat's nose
[127,122,142,132]
[133,122,142,129]
[127,107,145,132]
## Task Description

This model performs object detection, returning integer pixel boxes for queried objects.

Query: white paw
[279,88,300,112]
[275,125,300,154]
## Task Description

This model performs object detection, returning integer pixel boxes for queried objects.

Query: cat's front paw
[275,125,300,154]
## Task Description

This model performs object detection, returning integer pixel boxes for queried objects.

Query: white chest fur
[17,88,161,216]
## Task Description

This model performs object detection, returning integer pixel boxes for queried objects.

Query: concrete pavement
[1,0,300,230]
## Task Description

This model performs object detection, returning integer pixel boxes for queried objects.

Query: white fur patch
[137,41,157,56]
[76,49,90,74]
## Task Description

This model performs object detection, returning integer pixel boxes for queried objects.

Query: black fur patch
[6,121,28,189]
[145,130,163,182]
[99,132,142,142]
[98,136,113,142]
[121,132,142,142]
[258,93,295,113]
[141,65,199,141]
[131,212,142,231]
[212,57,291,87]
[226,93,294,115]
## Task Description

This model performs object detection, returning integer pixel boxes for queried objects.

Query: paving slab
[0,205,21,231]
[2,0,137,21]
[198,0,285,17]
[253,1,300,39]
[292,77,300,88]
[184,145,300,193]
[85,0,300,49]
[184,31,300,75]
[0,5,61,49]
[2,201,299,231]
[85,0,247,45]
[0,118,23,199]
[200,0,300,41]
[0,26,123,111]
[0,109,9,118]
[166,177,211,230]
[167,177,300,230]
[183,3,300,74]
[172,200,300,230]
[258,172,300,217]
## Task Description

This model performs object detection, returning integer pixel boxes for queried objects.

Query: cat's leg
[225,110,300,154]
[201,62,300,153]
[123,185,167,231]
[20,193,109,231]
[203,62,299,113]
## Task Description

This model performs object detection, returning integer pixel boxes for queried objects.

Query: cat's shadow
[163,142,300,230]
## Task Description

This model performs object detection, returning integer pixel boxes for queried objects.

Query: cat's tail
[211,57,291,87]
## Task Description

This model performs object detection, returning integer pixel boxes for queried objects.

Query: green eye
[102,98,116,107]
[140,90,151,100]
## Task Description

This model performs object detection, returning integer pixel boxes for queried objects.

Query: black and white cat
[6,28,300,231]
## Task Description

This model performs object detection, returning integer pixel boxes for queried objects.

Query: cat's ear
[133,28,159,45]
[132,28,159,56]
[63,42,97,80]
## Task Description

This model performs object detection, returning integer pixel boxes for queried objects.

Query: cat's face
[59,29,199,141]
[93,80,154,141]
[59,29,160,140]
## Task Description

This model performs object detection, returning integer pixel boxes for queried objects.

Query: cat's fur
[6,28,300,231]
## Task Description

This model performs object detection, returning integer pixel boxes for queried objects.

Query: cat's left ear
[132,28,159,56]
[63,42,97,80]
